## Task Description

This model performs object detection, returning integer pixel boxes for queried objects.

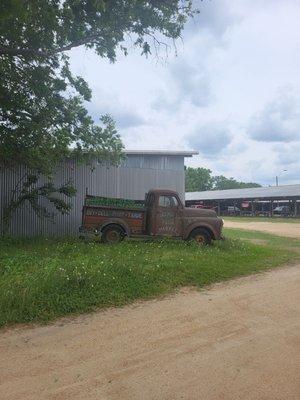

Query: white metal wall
[0,155,185,236]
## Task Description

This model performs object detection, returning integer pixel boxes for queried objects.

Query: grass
[225,228,300,251]
[0,230,299,328]
[224,216,300,223]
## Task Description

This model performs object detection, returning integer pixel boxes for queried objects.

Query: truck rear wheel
[189,228,212,245]
[101,225,125,244]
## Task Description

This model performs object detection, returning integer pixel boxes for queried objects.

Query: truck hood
[184,207,217,218]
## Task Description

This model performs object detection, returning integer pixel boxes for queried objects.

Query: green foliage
[0,231,299,327]
[1,173,77,234]
[213,175,262,190]
[185,167,213,191]
[0,0,195,174]
[0,1,195,227]
[85,196,144,209]
[0,1,195,60]
[185,167,261,191]
[225,227,300,250]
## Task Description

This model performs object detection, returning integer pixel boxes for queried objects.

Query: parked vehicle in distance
[80,189,224,245]
[273,205,290,216]
[190,204,217,211]
[227,206,241,215]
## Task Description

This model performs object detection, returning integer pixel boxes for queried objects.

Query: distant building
[1,150,197,236]
[186,185,300,217]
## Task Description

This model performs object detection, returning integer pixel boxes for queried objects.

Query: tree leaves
[0,1,195,231]
[1,173,77,234]
[185,167,213,192]
[185,167,261,192]
[0,0,195,175]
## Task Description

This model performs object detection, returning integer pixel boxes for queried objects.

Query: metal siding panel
[121,155,184,171]
[121,155,142,168]
[1,155,185,236]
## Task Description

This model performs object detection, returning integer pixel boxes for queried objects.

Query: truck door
[154,194,183,236]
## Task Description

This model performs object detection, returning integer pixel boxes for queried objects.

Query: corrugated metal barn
[1,150,197,236]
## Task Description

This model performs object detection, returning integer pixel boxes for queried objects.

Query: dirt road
[1,265,299,400]
[225,220,300,238]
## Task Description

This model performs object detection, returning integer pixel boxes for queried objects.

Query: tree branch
[0,33,100,57]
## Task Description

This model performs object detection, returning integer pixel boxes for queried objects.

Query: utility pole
[275,169,287,186]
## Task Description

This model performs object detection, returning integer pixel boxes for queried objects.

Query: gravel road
[1,265,299,400]
[225,220,300,238]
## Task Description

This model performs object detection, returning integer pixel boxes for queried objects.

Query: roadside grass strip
[224,216,300,224]
[0,230,299,327]
[225,227,300,250]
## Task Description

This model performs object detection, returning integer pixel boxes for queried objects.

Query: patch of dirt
[225,220,300,238]
[1,265,300,400]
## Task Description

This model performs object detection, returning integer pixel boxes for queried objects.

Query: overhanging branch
[0,33,100,57]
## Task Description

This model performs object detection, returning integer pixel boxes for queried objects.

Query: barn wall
[0,155,185,236]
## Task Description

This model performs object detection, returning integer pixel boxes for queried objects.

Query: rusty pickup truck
[79,189,223,245]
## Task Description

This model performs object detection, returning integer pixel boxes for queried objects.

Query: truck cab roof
[147,188,180,196]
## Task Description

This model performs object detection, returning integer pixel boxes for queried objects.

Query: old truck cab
[80,189,223,244]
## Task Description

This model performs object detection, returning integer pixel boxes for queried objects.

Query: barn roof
[125,150,198,157]
[186,184,300,201]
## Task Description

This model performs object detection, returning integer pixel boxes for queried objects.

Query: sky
[69,0,300,186]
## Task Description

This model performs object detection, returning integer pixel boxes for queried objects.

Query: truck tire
[101,225,125,244]
[189,228,212,245]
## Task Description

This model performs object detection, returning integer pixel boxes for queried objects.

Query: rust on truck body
[80,189,223,244]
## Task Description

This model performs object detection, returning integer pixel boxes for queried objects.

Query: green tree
[185,167,262,192]
[0,0,195,233]
[185,167,213,192]
[212,175,261,190]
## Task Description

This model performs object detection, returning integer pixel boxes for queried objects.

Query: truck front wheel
[188,228,212,245]
[101,225,125,244]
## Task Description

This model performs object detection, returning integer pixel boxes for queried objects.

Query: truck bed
[83,196,147,235]
[85,195,145,209]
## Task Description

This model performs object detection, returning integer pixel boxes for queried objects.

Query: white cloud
[86,92,146,130]
[69,0,300,186]
[152,61,212,111]
[184,0,240,38]
[186,122,232,156]
[247,89,300,142]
